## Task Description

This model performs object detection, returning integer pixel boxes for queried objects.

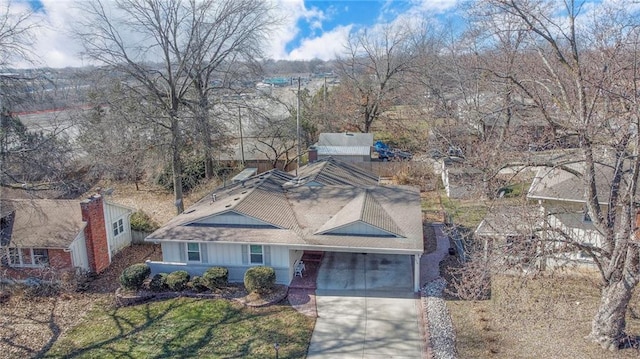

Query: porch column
[414,254,421,292]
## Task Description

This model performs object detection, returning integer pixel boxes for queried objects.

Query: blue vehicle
[374,141,412,161]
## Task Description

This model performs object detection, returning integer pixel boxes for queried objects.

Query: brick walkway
[287,259,320,317]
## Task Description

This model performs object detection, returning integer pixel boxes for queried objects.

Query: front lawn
[45,297,314,358]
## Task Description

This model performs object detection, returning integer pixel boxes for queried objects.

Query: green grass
[44,297,314,359]
[421,188,488,229]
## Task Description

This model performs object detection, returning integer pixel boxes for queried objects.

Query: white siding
[69,230,89,271]
[103,201,133,260]
[160,242,291,268]
[161,242,183,262]
[267,245,290,267]
[204,243,244,265]
[153,242,292,285]
[326,222,395,237]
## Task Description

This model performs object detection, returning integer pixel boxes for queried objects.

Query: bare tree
[182,0,276,178]
[465,0,640,350]
[0,0,37,68]
[334,21,419,133]
[75,0,276,213]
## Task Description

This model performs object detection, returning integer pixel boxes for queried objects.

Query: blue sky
[10,0,460,67]
[285,1,424,53]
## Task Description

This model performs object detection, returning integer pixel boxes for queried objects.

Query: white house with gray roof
[476,159,615,268]
[145,158,424,291]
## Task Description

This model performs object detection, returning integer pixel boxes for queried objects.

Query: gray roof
[294,158,379,187]
[147,158,423,254]
[527,162,616,204]
[475,205,543,237]
[318,132,373,147]
[1,199,85,248]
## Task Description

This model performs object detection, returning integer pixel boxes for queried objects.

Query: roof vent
[184,209,195,214]
[241,191,247,194]
[225,204,231,208]
[234,197,240,201]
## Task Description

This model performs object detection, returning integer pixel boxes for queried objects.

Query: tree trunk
[587,275,637,351]
[171,118,184,214]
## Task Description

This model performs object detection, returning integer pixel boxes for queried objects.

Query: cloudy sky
[9,0,459,68]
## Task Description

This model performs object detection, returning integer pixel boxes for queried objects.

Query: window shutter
[201,243,208,263]
[178,243,186,262]
[241,245,248,265]
[264,246,271,266]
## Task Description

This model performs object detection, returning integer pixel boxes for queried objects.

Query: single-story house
[310,132,374,162]
[145,158,424,291]
[476,159,618,268]
[0,194,133,281]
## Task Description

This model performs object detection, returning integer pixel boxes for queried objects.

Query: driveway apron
[307,252,425,359]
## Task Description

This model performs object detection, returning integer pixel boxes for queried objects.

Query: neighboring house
[310,132,373,162]
[475,205,544,267]
[0,195,133,281]
[145,158,424,291]
[526,163,607,265]
[476,161,611,267]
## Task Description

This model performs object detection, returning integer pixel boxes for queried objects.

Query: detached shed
[312,133,374,162]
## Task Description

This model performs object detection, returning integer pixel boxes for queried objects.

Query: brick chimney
[308,146,318,163]
[80,194,110,273]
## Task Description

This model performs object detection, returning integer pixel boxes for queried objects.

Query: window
[112,218,124,237]
[250,245,263,264]
[187,243,201,262]
[8,248,20,265]
[33,249,49,266]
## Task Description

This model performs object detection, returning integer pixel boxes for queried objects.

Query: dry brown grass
[448,272,640,358]
[84,178,222,226]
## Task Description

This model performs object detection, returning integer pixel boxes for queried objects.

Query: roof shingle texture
[1,199,85,248]
[148,158,423,254]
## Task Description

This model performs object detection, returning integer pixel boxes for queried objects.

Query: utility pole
[296,76,301,176]
[239,107,245,166]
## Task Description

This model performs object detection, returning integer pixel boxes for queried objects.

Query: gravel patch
[422,277,457,359]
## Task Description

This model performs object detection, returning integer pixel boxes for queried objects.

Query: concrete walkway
[420,223,451,285]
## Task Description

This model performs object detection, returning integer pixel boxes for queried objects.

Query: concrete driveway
[307,252,425,359]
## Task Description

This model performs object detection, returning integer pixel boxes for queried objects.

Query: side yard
[444,262,640,358]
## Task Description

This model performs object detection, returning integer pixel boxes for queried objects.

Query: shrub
[166,270,190,291]
[189,276,208,292]
[22,282,59,299]
[202,267,228,290]
[149,273,168,292]
[244,266,275,294]
[130,211,160,232]
[119,263,151,291]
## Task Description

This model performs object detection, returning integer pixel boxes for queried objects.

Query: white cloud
[414,0,458,13]
[287,25,351,60]
[5,0,462,68]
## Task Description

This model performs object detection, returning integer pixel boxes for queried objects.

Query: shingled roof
[527,161,617,204]
[147,158,423,254]
[1,199,85,248]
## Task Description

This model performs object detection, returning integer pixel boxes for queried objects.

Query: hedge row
[119,264,230,292]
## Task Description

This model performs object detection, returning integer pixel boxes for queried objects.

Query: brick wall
[48,249,72,269]
[81,195,110,273]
